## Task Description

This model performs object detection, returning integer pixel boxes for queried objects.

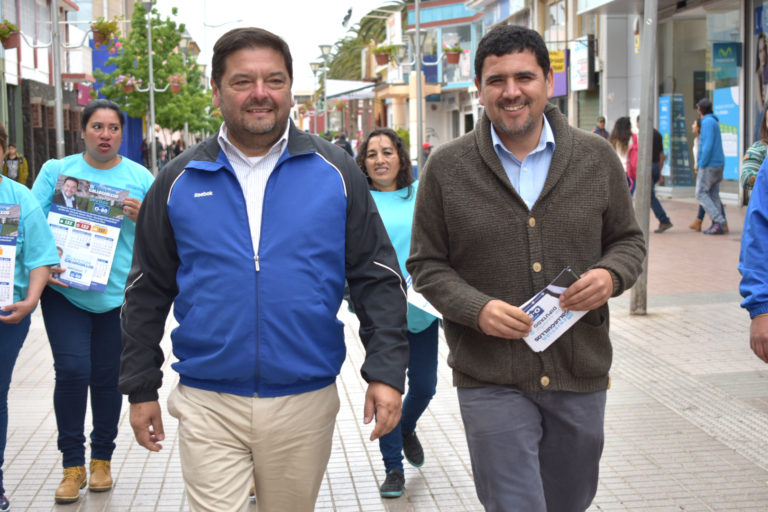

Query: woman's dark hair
[608,116,632,154]
[82,99,124,130]
[474,24,550,81]
[758,103,768,144]
[356,128,414,197]
[212,27,293,88]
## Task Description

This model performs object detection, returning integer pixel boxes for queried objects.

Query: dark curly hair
[356,128,415,197]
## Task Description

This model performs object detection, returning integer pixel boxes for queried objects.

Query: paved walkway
[5,199,767,511]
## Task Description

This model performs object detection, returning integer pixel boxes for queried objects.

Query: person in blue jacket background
[695,98,728,234]
[31,99,154,505]
[357,128,440,499]
[0,124,60,512]
[119,27,408,512]
[739,158,768,362]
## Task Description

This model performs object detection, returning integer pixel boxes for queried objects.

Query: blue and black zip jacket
[119,123,409,403]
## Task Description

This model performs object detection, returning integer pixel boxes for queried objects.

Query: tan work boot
[89,459,113,492]
[55,465,86,504]
[689,218,702,231]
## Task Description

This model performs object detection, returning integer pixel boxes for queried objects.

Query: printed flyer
[520,267,586,352]
[0,203,20,307]
[46,174,129,292]
[405,274,442,319]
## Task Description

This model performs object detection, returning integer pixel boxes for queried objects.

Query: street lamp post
[319,44,332,135]
[139,1,169,175]
[310,61,322,134]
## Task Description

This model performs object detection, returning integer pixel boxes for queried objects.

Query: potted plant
[91,16,120,49]
[0,19,20,50]
[373,44,398,66]
[443,43,463,65]
[115,74,142,94]
[168,73,186,94]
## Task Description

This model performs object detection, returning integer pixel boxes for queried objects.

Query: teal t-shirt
[370,181,436,333]
[32,154,155,313]
[0,177,60,305]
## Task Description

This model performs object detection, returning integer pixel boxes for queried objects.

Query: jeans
[378,320,439,472]
[696,166,726,225]
[40,288,123,468]
[458,386,606,512]
[650,164,670,224]
[0,316,31,495]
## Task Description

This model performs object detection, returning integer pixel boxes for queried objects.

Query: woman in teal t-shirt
[356,128,439,499]
[0,128,60,512]
[31,100,154,505]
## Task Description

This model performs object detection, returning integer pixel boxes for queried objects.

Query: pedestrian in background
[591,115,608,139]
[334,132,354,156]
[422,142,433,161]
[631,116,672,232]
[609,116,635,192]
[2,143,28,187]
[407,24,645,511]
[739,157,768,363]
[694,97,728,234]
[0,124,60,512]
[741,103,768,203]
[119,27,408,512]
[357,128,439,499]
[689,118,727,232]
[31,99,154,505]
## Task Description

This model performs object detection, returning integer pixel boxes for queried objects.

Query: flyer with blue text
[406,274,442,319]
[0,203,20,307]
[46,174,129,292]
[521,267,586,352]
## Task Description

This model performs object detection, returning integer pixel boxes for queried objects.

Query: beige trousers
[167,382,340,512]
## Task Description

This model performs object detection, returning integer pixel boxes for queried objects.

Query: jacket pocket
[569,309,612,378]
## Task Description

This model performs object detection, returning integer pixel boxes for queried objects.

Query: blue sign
[713,87,740,181]
[712,42,742,81]
[658,96,671,177]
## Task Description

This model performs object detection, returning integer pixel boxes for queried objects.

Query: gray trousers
[458,386,606,512]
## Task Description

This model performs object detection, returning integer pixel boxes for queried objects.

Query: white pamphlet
[0,204,20,307]
[405,274,442,319]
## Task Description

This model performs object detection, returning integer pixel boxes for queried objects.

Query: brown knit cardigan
[407,104,646,393]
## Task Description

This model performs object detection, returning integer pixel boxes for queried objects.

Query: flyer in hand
[405,274,442,319]
[47,174,129,292]
[520,267,586,352]
[0,203,20,307]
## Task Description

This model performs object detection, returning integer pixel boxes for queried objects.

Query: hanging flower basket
[373,44,398,66]
[171,84,182,94]
[91,16,121,49]
[445,50,461,65]
[374,52,389,65]
[1,32,20,50]
[124,84,134,94]
[115,74,141,94]
[168,73,186,95]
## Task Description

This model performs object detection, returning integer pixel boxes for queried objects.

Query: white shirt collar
[217,121,291,166]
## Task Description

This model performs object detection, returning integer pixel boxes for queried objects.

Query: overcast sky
[154,0,400,92]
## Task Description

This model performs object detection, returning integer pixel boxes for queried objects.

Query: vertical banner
[713,87,740,181]
[660,94,693,186]
[658,95,671,177]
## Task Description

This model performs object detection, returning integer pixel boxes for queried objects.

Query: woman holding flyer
[0,125,60,512]
[31,99,154,504]
[356,128,439,498]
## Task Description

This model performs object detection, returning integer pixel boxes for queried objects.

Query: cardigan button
[533,262,542,272]
[528,217,536,227]
[540,376,550,387]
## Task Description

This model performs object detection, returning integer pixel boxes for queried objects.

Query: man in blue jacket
[695,97,728,234]
[119,27,409,512]
[740,158,768,363]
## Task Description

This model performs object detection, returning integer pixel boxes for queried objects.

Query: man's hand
[477,299,532,339]
[363,381,402,441]
[129,401,165,452]
[749,315,768,363]
[123,197,142,223]
[559,268,613,312]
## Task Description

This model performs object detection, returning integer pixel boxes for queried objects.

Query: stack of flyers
[0,203,20,307]
[520,267,586,352]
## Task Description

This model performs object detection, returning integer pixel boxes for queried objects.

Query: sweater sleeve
[698,117,714,167]
[740,168,768,318]
[406,154,494,330]
[741,142,767,190]
[118,168,180,403]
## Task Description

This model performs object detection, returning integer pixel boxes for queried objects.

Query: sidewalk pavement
[6,198,768,511]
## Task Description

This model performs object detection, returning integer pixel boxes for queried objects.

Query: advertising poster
[549,50,568,97]
[713,87,740,181]
[0,203,20,307]
[658,95,671,177]
[46,174,129,292]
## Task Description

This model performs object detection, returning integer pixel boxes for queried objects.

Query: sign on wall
[713,86,740,181]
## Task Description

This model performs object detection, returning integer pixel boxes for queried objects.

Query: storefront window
[544,0,566,51]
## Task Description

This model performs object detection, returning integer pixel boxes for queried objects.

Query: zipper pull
[254,255,260,271]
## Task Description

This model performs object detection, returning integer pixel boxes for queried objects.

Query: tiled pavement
[5,198,768,511]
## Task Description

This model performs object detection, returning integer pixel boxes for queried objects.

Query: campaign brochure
[520,266,586,352]
[405,274,442,319]
[0,203,20,307]
[46,174,129,292]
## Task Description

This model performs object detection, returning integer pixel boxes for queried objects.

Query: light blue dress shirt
[491,116,556,210]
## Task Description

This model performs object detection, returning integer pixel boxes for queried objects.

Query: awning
[326,79,376,100]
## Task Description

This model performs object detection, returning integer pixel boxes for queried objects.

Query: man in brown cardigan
[407,25,645,512]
